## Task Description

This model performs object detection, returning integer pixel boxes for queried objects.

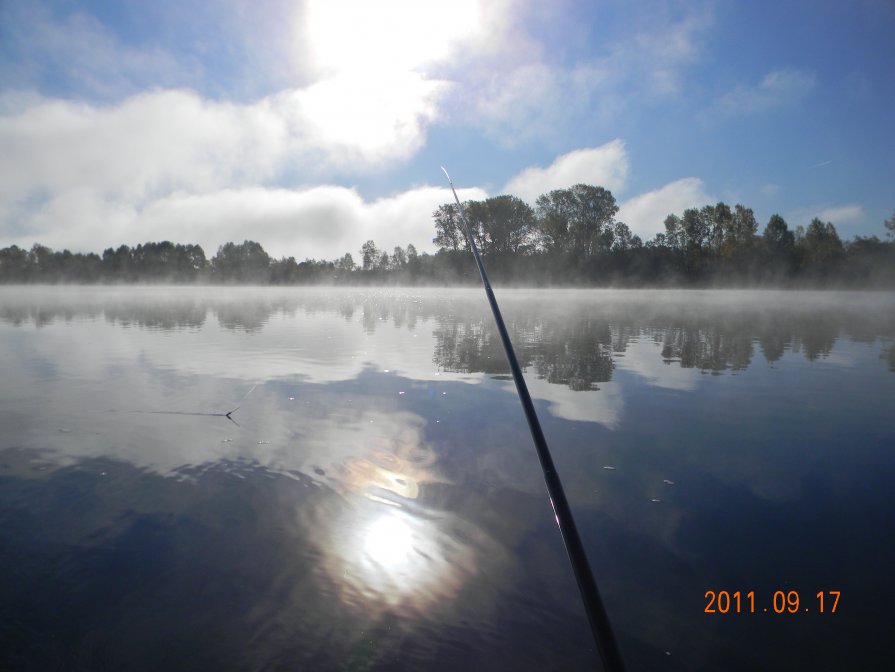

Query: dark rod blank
[441,167,627,672]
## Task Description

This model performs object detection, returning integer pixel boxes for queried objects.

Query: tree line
[1,186,893,286]
[431,186,895,286]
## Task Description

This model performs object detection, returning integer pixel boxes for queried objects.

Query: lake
[1,286,893,671]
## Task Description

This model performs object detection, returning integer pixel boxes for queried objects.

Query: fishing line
[441,167,627,672]
[107,384,258,427]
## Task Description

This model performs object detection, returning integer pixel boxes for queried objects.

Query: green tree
[391,246,407,268]
[763,214,794,251]
[798,218,844,273]
[885,210,895,239]
[680,208,710,250]
[336,253,356,273]
[704,202,733,253]
[611,222,641,251]
[761,214,796,279]
[433,204,465,252]
[731,205,758,248]
[28,244,56,280]
[211,240,271,283]
[102,245,133,280]
[535,189,574,252]
[360,240,379,271]
[455,195,536,256]
[535,185,618,255]
[481,195,536,255]
[663,214,683,250]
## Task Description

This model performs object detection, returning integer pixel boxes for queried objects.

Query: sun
[304,0,482,77]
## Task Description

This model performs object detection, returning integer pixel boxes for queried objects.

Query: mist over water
[1,286,893,670]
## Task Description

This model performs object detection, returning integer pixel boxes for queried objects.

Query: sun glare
[305,0,481,76]
[364,514,414,567]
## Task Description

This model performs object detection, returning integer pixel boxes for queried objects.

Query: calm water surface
[1,286,893,671]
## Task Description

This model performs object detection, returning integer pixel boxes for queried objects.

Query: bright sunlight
[304,0,482,77]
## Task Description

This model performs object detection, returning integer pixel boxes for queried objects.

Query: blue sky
[1,0,893,260]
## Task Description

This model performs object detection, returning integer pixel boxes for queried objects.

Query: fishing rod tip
[440,166,452,183]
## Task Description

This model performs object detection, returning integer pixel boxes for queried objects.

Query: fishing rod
[441,168,627,672]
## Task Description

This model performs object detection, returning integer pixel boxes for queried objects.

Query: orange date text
[704,590,840,614]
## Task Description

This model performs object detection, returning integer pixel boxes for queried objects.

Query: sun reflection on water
[310,433,485,616]
[364,515,413,567]
[323,497,481,616]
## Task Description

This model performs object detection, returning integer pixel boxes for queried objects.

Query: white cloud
[0,79,455,256]
[460,7,711,143]
[614,338,699,392]
[787,203,867,230]
[465,63,613,144]
[0,82,444,205]
[501,376,623,428]
[716,67,816,116]
[817,204,864,225]
[617,178,714,240]
[0,0,721,256]
[502,140,629,202]
[0,91,285,205]
[6,184,487,260]
[617,10,710,97]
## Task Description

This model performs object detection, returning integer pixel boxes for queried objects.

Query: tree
[391,246,407,268]
[568,184,617,254]
[535,185,618,255]
[102,245,133,280]
[663,214,683,250]
[535,189,574,252]
[885,210,895,239]
[360,240,379,271]
[761,214,796,279]
[179,244,207,279]
[612,222,641,251]
[799,218,844,273]
[480,195,536,255]
[763,214,794,249]
[433,204,465,252]
[211,240,271,282]
[732,205,758,248]
[680,208,710,250]
[454,195,536,256]
[704,202,733,253]
[763,214,795,259]
[336,253,356,273]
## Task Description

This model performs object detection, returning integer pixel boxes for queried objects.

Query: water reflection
[3,288,892,382]
[324,505,481,616]
[1,287,894,670]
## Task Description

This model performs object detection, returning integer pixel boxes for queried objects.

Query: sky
[1,0,893,261]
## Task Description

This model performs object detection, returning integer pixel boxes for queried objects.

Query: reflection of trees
[529,319,614,390]
[434,319,515,375]
[1,289,894,379]
[660,327,754,372]
[105,301,207,330]
[433,316,615,390]
[883,341,895,373]
[790,314,839,361]
[214,301,272,332]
